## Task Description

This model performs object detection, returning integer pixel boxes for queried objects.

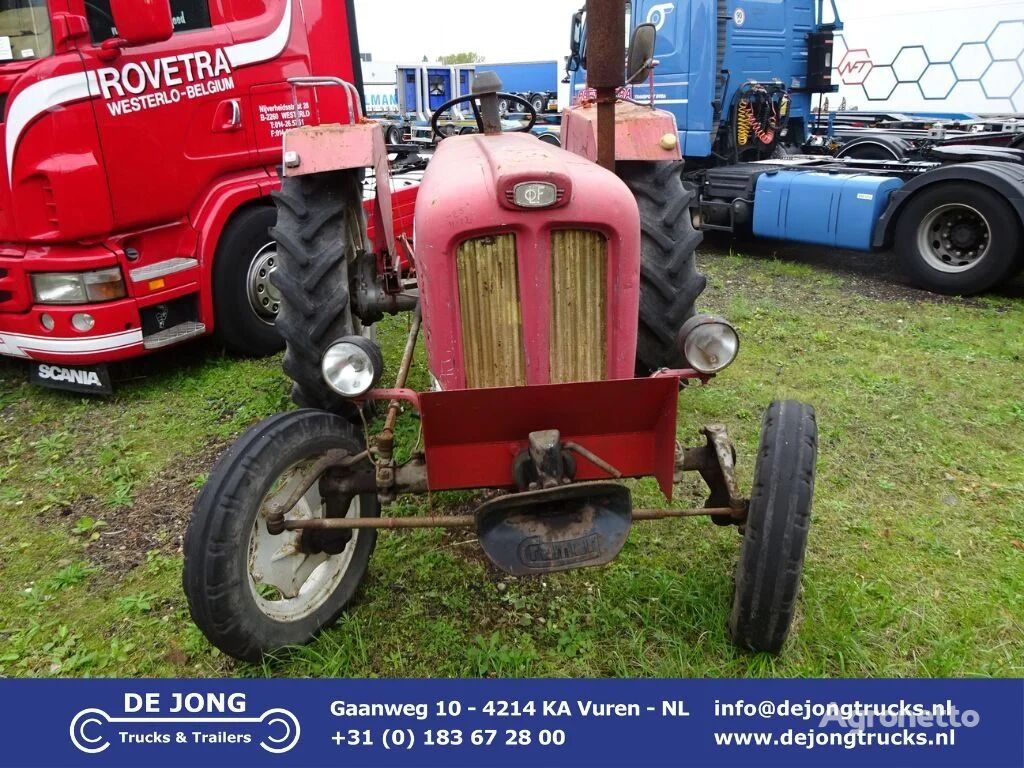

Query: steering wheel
[431,92,537,139]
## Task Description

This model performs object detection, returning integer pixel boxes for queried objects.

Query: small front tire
[729,401,817,654]
[183,410,379,663]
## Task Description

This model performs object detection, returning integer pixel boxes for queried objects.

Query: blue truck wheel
[895,183,1022,295]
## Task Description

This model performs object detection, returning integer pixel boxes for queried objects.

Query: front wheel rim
[246,242,283,323]
[247,461,361,623]
[916,203,992,273]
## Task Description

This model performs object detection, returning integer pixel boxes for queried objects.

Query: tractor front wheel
[619,161,708,373]
[729,400,817,654]
[183,410,379,662]
[271,170,367,418]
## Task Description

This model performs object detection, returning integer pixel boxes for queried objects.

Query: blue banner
[1,679,1021,767]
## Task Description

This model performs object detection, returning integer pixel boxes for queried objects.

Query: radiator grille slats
[457,234,526,388]
[550,230,607,383]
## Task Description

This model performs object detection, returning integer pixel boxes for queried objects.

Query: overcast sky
[354,0,584,64]
[353,0,1024,64]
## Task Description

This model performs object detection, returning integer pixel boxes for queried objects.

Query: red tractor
[183,1,818,663]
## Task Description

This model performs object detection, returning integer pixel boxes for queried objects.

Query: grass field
[1,250,1022,678]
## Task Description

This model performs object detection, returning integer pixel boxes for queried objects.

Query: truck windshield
[0,0,51,63]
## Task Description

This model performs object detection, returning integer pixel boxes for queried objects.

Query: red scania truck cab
[0,0,416,393]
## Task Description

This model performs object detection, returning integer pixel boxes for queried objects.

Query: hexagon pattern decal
[836,19,1024,111]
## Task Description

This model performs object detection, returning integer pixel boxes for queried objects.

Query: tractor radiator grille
[457,233,526,388]
[550,230,607,383]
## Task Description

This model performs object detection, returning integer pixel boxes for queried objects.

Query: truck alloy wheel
[896,183,1022,295]
[213,206,286,356]
[729,400,817,654]
[245,242,283,323]
[183,410,379,662]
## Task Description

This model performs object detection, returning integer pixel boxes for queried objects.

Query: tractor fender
[872,161,1024,249]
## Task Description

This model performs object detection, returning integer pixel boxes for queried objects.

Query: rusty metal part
[671,425,749,525]
[264,449,369,534]
[372,306,422,489]
[281,505,735,532]
[321,454,428,497]
[586,0,627,171]
[564,441,623,479]
[529,430,567,488]
[351,252,419,324]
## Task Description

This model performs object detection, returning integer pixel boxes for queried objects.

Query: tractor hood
[414,132,642,391]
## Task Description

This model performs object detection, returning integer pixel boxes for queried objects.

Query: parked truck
[0,0,418,394]
[567,0,1024,295]
[480,60,560,114]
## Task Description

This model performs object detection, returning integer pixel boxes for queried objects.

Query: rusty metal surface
[671,424,750,525]
[281,504,737,532]
[456,233,526,388]
[585,0,627,89]
[282,122,382,177]
[561,101,683,163]
[264,449,369,534]
[550,230,607,383]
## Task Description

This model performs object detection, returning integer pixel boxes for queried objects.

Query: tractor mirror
[626,23,657,84]
[109,0,174,47]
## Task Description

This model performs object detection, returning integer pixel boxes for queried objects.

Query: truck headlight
[678,315,740,374]
[31,268,127,305]
[321,336,384,397]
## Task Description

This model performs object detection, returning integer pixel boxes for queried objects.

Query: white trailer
[830,0,1024,115]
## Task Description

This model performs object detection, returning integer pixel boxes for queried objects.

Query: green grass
[0,252,1021,678]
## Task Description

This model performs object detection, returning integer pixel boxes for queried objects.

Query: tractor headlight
[321,336,384,397]
[678,315,740,374]
[31,268,126,305]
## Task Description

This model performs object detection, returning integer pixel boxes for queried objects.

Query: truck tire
[729,401,817,654]
[895,182,1022,295]
[385,124,403,145]
[619,161,707,373]
[212,206,286,356]
[530,93,548,113]
[183,409,379,662]
[270,170,365,418]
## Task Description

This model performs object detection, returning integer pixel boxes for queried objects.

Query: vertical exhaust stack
[585,0,626,171]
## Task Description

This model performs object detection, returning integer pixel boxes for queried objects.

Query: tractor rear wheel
[729,401,817,654]
[619,161,707,373]
[270,170,367,419]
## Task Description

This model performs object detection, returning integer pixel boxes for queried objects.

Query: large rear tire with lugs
[619,161,707,373]
[270,170,365,419]
[729,401,818,654]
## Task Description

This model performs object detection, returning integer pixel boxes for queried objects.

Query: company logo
[837,49,875,85]
[646,3,674,32]
[6,1,292,182]
[97,49,235,116]
[36,364,101,388]
[70,698,301,755]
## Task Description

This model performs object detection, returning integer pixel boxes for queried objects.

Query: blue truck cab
[570,0,840,160]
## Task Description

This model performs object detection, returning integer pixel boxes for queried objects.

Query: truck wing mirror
[567,9,584,72]
[108,0,174,47]
[626,23,657,85]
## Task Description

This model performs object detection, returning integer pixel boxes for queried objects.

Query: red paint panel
[420,377,680,498]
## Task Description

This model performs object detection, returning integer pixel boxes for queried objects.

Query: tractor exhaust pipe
[586,0,626,171]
